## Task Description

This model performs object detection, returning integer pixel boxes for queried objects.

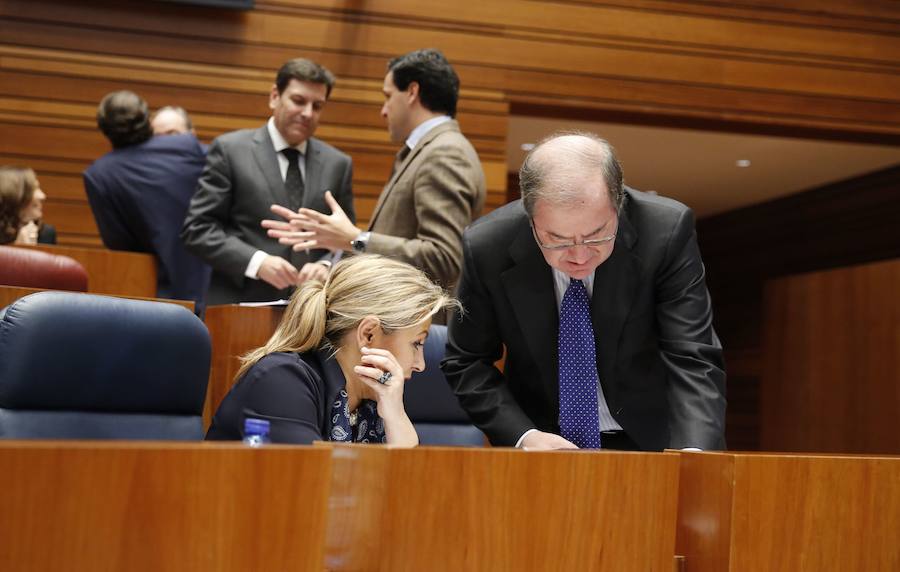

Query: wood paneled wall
[760,260,900,454]
[2,0,898,245]
[698,165,900,451]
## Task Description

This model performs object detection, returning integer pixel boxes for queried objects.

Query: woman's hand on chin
[354,347,418,447]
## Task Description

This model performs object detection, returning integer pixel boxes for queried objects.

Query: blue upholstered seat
[0,291,210,440]
[405,324,484,446]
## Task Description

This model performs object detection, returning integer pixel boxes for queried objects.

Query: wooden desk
[203,304,284,427]
[11,443,897,571]
[0,441,332,572]
[0,285,194,313]
[23,244,157,297]
[326,445,681,571]
[676,451,900,571]
[0,441,682,571]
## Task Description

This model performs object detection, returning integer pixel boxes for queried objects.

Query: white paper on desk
[238,299,290,307]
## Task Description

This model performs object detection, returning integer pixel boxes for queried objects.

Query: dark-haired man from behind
[265,49,485,306]
[182,58,354,304]
[84,90,211,312]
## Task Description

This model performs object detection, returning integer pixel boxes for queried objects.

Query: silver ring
[377,371,392,385]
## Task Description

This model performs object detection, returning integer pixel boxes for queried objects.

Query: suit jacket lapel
[251,126,289,208]
[591,205,640,406]
[368,120,459,230]
[501,222,559,396]
[302,138,323,208]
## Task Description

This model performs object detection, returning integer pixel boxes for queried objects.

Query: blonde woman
[206,254,458,446]
[0,167,52,245]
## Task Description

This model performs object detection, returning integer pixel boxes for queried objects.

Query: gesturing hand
[262,191,361,252]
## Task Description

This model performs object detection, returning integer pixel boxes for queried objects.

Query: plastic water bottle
[243,418,271,447]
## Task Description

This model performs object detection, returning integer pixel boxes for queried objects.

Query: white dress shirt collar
[552,268,595,306]
[405,115,452,151]
[267,117,308,155]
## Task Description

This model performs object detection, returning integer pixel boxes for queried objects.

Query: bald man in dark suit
[442,133,726,451]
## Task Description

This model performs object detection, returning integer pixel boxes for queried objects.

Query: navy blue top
[205,349,385,444]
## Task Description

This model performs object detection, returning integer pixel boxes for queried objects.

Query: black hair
[388,49,459,118]
[275,58,336,98]
[96,91,153,149]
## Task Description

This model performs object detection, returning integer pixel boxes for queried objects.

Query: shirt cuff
[515,428,538,448]
[245,250,268,279]
[681,447,703,452]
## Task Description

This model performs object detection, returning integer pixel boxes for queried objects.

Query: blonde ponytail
[234,278,328,380]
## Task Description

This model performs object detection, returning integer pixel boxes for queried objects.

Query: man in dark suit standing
[442,132,726,451]
[263,49,485,301]
[182,58,354,305]
[84,90,210,312]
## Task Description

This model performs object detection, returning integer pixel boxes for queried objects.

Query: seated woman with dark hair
[206,254,459,447]
[0,167,54,245]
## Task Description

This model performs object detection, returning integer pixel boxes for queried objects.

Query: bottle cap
[244,417,270,436]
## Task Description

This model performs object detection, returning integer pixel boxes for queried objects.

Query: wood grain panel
[677,451,900,572]
[0,441,332,572]
[203,305,285,428]
[5,1,898,102]
[698,165,900,451]
[647,0,900,32]
[760,259,900,454]
[287,0,900,65]
[22,244,157,298]
[730,454,900,571]
[3,3,896,125]
[675,452,734,572]
[327,445,681,571]
[4,19,896,139]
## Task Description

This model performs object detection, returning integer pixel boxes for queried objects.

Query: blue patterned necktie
[558,279,602,449]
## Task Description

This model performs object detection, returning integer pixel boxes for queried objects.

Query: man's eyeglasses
[530,220,616,251]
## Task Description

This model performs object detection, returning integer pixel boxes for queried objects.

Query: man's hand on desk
[263,191,359,253]
[520,430,579,451]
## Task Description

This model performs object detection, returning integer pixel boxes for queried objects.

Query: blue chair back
[0,291,210,440]
[404,324,484,446]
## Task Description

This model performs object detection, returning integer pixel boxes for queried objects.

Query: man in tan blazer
[264,49,486,299]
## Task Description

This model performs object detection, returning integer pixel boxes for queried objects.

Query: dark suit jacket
[441,189,727,451]
[181,125,354,304]
[83,134,211,310]
[205,350,346,444]
[366,120,485,292]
